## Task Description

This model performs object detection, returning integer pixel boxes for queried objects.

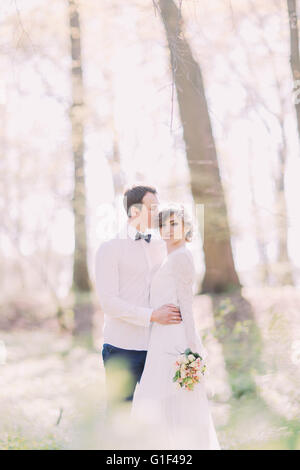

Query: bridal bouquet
[173,348,206,391]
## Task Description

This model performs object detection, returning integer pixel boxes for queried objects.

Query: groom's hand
[151,304,182,325]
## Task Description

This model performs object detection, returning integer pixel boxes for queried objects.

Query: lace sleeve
[170,250,198,353]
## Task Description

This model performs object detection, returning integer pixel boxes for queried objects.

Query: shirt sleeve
[170,251,198,352]
[95,241,153,327]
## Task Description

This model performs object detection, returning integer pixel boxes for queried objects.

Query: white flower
[178,355,188,364]
[180,365,187,377]
[188,354,195,362]
[176,356,183,364]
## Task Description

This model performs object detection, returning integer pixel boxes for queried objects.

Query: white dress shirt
[95,223,167,350]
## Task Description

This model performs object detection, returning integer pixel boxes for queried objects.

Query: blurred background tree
[159,0,262,399]
[287,0,300,143]
[68,0,93,338]
[159,0,241,293]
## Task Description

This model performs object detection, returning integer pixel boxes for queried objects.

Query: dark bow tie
[135,232,152,243]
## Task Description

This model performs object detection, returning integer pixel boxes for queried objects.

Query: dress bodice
[149,246,204,355]
[150,246,194,308]
[150,253,177,309]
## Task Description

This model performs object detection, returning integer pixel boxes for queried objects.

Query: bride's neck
[166,239,185,255]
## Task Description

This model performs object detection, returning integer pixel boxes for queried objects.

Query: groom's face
[142,192,159,229]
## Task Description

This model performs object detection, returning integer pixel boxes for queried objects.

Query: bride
[131,206,220,450]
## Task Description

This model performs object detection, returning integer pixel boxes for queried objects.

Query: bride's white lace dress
[131,246,220,450]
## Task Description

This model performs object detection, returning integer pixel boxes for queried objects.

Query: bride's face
[160,214,185,242]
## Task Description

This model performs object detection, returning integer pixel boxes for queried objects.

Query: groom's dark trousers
[102,343,147,403]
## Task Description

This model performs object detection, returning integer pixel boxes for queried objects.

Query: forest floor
[0,287,299,450]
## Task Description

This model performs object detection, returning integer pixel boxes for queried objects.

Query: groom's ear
[129,203,143,219]
[129,205,139,218]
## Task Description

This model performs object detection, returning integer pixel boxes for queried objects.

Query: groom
[95,185,182,405]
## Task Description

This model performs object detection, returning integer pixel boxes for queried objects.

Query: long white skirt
[131,322,220,450]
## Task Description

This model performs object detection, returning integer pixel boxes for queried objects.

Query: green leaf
[173,369,180,382]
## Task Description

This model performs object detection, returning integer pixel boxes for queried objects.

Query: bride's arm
[171,251,198,352]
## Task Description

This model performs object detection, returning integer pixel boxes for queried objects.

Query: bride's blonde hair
[158,205,194,242]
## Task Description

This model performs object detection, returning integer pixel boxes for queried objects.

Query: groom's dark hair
[123,185,157,217]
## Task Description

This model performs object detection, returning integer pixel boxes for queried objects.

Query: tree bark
[110,125,125,199]
[275,138,294,284]
[158,0,240,293]
[159,0,263,398]
[68,0,93,336]
[287,0,300,144]
[248,143,270,285]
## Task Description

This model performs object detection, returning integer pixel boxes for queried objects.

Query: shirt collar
[127,222,153,240]
[118,221,159,241]
[127,222,138,240]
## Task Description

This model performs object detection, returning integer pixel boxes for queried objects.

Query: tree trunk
[68,0,93,336]
[110,125,125,199]
[287,0,300,145]
[274,139,294,284]
[159,0,263,398]
[248,144,270,285]
[158,0,240,293]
